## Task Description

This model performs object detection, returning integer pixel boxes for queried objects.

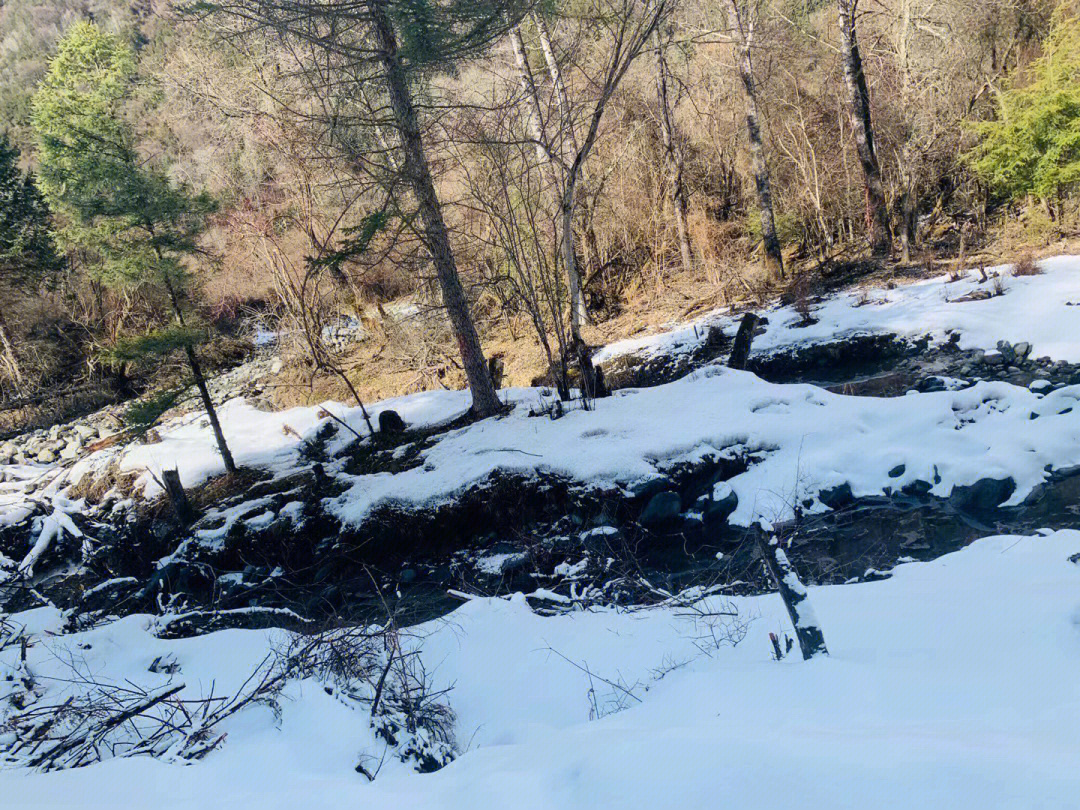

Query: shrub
[1012,253,1043,276]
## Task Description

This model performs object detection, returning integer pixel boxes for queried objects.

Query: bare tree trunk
[369,0,501,418]
[0,310,24,390]
[655,30,694,272]
[158,253,237,475]
[184,345,237,475]
[726,0,784,281]
[838,0,891,256]
[510,26,553,174]
[534,12,589,337]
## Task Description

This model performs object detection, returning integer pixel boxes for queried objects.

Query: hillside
[2,255,1080,806]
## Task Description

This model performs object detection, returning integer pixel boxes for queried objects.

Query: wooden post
[161,468,194,525]
[755,534,828,660]
[728,312,759,370]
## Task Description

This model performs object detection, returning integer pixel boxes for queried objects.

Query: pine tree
[968,9,1080,208]
[32,22,237,473]
[0,134,63,389]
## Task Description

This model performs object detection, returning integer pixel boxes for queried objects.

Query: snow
[3,530,1080,808]
[6,256,1080,805]
[597,254,1080,364]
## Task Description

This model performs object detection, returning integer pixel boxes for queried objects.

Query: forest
[1,0,1078,437]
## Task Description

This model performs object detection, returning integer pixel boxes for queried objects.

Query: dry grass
[1012,252,1042,276]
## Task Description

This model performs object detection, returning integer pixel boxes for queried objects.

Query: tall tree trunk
[726,0,784,280]
[157,251,237,475]
[510,26,553,174]
[534,12,589,336]
[838,0,891,256]
[369,0,501,417]
[655,30,694,272]
[184,345,237,475]
[0,311,24,391]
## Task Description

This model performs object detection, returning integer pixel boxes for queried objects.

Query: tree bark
[725,0,784,281]
[0,310,24,390]
[534,12,589,338]
[655,30,694,272]
[185,344,237,475]
[510,26,554,174]
[157,254,237,475]
[728,311,758,370]
[754,534,828,660]
[838,0,891,256]
[161,467,195,525]
[369,0,501,417]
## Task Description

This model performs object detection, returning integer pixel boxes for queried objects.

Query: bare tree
[838,0,891,256]
[725,0,785,280]
[654,25,695,272]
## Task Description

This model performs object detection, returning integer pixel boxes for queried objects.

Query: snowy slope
[596,254,1080,364]
[3,530,1079,808]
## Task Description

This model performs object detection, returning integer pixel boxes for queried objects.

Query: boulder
[819,482,854,509]
[951,476,1015,511]
[703,482,739,522]
[638,490,682,527]
[378,409,407,434]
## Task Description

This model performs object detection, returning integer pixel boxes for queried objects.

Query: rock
[703,482,738,522]
[270,356,284,374]
[399,568,417,584]
[1014,342,1032,360]
[627,474,672,501]
[638,490,682,527]
[378,409,407,434]
[819,482,854,509]
[982,351,1005,366]
[951,476,1016,511]
[72,424,98,440]
[36,448,56,464]
[59,440,80,461]
[888,464,906,478]
[1030,378,1052,392]
[996,340,1017,364]
[580,525,622,553]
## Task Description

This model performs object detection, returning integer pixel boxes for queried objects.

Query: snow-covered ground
[3,530,1079,808]
[596,254,1080,365]
[5,258,1080,807]
[7,256,1080,555]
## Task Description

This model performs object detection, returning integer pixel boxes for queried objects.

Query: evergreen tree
[968,9,1080,207]
[32,22,237,473]
[0,133,63,389]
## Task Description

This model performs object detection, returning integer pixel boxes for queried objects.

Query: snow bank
[3,530,1079,808]
[597,254,1080,364]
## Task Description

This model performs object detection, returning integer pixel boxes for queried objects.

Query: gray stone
[36,448,56,464]
[703,483,738,523]
[639,490,682,527]
[819,482,854,509]
[59,441,80,460]
[996,340,1017,364]
[73,424,98,440]
[952,477,1016,511]
[1014,342,1032,360]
